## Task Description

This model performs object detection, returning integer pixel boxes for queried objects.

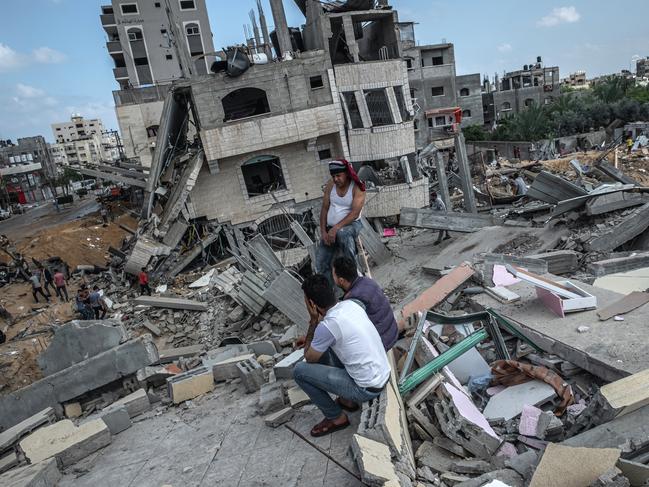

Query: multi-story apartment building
[483,58,560,126]
[636,57,649,79]
[561,70,589,90]
[51,115,104,143]
[0,137,56,204]
[397,23,484,150]
[100,0,216,166]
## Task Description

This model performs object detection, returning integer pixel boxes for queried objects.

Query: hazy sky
[1,0,648,142]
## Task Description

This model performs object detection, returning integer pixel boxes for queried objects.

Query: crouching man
[293,274,391,437]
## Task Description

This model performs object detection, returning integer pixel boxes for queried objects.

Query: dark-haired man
[332,256,399,351]
[293,274,390,437]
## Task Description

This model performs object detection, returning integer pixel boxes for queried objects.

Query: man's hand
[305,296,321,325]
[327,225,339,245]
[295,335,306,349]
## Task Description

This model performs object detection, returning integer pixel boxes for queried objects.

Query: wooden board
[597,291,649,321]
[600,368,649,417]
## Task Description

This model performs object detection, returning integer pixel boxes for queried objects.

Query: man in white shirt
[293,274,391,437]
[430,191,451,245]
[511,173,528,196]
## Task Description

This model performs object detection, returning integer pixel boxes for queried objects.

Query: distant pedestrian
[627,136,634,154]
[89,285,107,319]
[41,267,54,297]
[53,199,60,213]
[100,206,109,226]
[430,191,451,245]
[30,271,49,304]
[53,270,69,302]
[139,267,151,296]
[75,285,93,320]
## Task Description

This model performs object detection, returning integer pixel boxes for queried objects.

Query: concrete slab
[351,434,400,486]
[100,405,131,435]
[111,389,150,418]
[472,277,649,382]
[37,320,127,376]
[415,441,461,473]
[0,337,158,431]
[20,419,111,467]
[132,296,207,311]
[0,407,56,455]
[529,444,620,487]
[167,366,214,404]
[0,458,60,487]
[483,381,556,421]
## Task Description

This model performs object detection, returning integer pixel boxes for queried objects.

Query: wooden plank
[597,291,649,321]
[400,263,475,321]
[600,369,649,418]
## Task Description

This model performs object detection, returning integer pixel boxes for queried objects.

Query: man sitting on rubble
[332,256,399,351]
[316,160,366,287]
[511,172,528,196]
[293,274,390,437]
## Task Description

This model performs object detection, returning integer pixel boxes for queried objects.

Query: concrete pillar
[257,0,273,59]
[269,0,292,59]
[342,15,360,63]
[434,152,451,209]
[455,133,477,213]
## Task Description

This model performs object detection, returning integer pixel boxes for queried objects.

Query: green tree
[462,124,489,141]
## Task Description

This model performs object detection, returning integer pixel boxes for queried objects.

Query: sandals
[310,416,351,437]
[335,397,360,412]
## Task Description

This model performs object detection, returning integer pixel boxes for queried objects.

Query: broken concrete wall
[0,337,158,430]
[364,178,429,218]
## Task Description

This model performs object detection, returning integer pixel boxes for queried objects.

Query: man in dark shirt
[332,256,399,351]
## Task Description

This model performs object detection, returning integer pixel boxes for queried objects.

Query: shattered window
[462,109,471,118]
[222,87,270,122]
[342,92,363,129]
[364,89,394,127]
[460,88,470,97]
[431,86,444,97]
[241,155,286,198]
[393,86,409,121]
[432,56,444,66]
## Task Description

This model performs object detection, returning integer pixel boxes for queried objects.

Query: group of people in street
[29,266,69,304]
[75,284,108,320]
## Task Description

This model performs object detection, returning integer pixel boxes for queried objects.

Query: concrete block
[0,458,61,487]
[236,358,265,393]
[433,382,501,459]
[167,366,214,404]
[588,253,649,277]
[100,405,131,435]
[246,340,278,357]
[0,408,56,455]
[455,469,524,487]
[351,434,400,487]
[37,320,127,377]
[286,386,310,408]
[279,325,299,346]
[264,407,294,428]
[536,411,563,439]
[433,436,470,458]
[273,349,304,379]
[0,337,158,431]
[483,381,556,421]
[111,389,150,418]
[518,405,543,437]
[157,344,204,363]
[19,419,111,467]
[451,459,493,475]
[415,441,461,473]
[208,353,255,382]
[258,382,286,415]
[64,402,82,419]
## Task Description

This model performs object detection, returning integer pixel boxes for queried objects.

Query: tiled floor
[59,382,363,487]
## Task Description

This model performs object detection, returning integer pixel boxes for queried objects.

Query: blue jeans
[293,349,381,420]
[316,220,362,287]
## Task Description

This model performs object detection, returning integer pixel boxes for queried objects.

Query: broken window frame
[459,88,470,97]
[222,87,271,122]
[392,86,409,122]
[501,101,512,111]
[363,88,394,127]
[462,109,472,118]
[432,56,444,66]
[309,75,324,90]
[317,148,332,161]
[120,3,138,15]
[179,0,196,10]
[240,155,287,199]
[342,92,364,129]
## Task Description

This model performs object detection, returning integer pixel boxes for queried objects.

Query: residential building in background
[483,58,560,127]
[100,0,216,166]
[51,115,104,143]
[398,22,484,151]
[101,0,215,89]
[636,57,649,79]
[562,70,589,90]
[50,115,120,167]
[0,137,56,204]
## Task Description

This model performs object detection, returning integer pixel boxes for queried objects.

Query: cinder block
[167,366,214,404]
[258,382,286,415]
[287,386,310,408]
[19,419,111,468]
[235,358,265,394]
[264,407,294,428]
[247,340,278,357]
[100,405,131,435]
[111,389,150,418]
[273,349,304,380]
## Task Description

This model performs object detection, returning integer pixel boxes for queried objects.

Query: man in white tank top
[316,160,366,287]
[293,274,390,437]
